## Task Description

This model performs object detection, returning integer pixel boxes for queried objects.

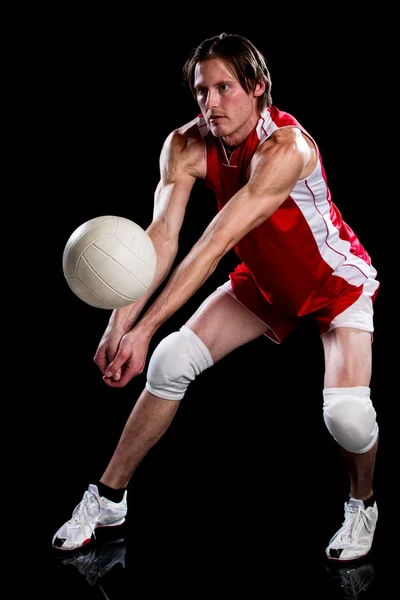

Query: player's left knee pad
[323,387,379,453]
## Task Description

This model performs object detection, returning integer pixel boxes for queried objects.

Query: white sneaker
[326,498,378,561]
[52,484,127,551]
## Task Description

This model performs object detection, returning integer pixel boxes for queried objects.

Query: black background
[21,12,386,598]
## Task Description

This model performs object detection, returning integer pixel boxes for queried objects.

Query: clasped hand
[93,326,151,388]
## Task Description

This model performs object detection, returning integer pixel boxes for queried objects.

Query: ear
[254,79,266,97]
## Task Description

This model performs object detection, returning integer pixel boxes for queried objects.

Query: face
[194,58,263,146]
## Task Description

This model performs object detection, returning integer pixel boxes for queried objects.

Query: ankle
[97,481,126,503]
[350,492,376,509]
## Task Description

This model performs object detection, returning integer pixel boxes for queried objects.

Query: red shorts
[217,266,380,344]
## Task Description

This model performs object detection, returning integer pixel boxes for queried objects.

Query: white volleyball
[62,215,157,309]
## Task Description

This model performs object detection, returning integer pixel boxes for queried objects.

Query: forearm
[108,227,179,333]
[138,237,222,338]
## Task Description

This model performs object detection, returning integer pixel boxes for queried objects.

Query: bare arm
[136,127,314,338]
[106,123,204,334]
[94,121,205,384]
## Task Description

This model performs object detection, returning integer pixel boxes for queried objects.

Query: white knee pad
[146,325,214,401]
[323,387,379,453]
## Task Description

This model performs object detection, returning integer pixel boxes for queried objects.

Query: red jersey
[197,107,379,340]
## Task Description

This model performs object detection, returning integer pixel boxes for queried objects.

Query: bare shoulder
[264,126,311,149]
[255,126,317,177]
[161,118,206,180]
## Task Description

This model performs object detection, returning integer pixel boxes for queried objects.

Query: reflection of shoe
[52,484,127,551]
[61,539,126,586]
[326,498,378,561]
[326,560,375,600]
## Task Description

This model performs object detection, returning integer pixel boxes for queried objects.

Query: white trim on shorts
[217,279,375,341]
[326,291,374,335]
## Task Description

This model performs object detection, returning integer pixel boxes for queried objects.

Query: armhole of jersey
[257,110,321,181]
[257,107,277,144]
[258,107,320,154]
[299,128,319,157]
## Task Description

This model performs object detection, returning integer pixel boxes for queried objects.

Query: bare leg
[101,390,180,488]
[101,288,268,489]
[339,442,378,501]
[322,327,378,500]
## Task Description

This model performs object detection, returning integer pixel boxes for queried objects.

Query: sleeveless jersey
[197,106,379,326]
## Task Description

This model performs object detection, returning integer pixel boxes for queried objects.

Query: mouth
[208,115,225,122]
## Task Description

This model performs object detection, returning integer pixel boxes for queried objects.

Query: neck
[222,110,261,147]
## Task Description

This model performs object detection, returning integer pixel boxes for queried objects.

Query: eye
[219,84,229,92]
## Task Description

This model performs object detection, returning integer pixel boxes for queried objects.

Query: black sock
[97,481,126,503]
[363,493,376,509]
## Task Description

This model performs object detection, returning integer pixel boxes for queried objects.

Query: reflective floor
[50,539,384,600]
[50,537,383,599]
[47,473,387,599]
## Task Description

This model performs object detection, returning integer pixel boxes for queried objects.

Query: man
[53,33,380,562]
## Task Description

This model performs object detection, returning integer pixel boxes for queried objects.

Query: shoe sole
[52,519,126,552]
[326,548,372,563]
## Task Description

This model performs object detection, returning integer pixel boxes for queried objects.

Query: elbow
[148,219,177,243]
[147,220,179,255]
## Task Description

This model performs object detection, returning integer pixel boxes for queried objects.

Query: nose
[205,89,219,110]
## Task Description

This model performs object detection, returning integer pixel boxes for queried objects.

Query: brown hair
[182,32,272,111]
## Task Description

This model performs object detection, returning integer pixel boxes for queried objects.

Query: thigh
[322,327,372,388]
[185,288,269,363]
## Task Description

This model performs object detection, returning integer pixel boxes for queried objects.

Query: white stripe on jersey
[291,165,372,287]
[257,108,376,289]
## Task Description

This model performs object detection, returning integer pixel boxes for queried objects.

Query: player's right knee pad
[323,387,379,453]
[146,325,214,401]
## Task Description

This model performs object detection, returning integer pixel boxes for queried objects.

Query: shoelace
[69,491,101,540]
[339,505,374,544]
